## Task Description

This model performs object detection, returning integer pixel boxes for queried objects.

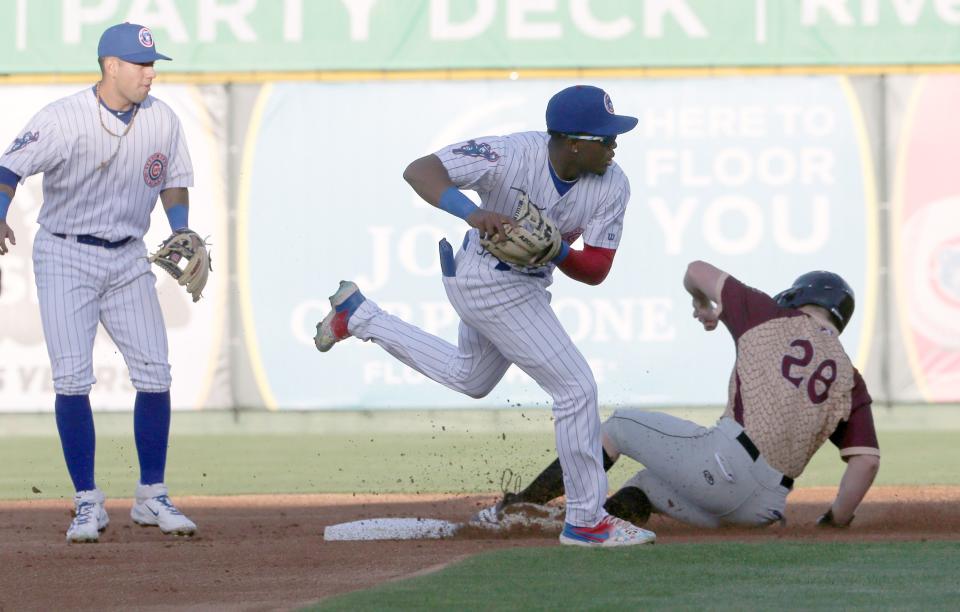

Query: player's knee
[568,375,598,405]
[448,366,504,399]
[574,379,599,409]
[463,387,491,399]
[130,363,171,393]
[549,377,598,417]
[53,371,95,396]
[600,430,621,462]
[461,378,500,399]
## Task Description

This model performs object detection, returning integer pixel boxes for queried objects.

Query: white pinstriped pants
[33,227,171,395]
[348,231,607,527]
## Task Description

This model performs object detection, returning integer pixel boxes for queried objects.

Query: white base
[323,517,462,541]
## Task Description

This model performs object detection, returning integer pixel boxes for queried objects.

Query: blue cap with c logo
[546,85,637,137]
[97,23,172,63]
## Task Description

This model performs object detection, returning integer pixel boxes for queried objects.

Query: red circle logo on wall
[143,152,167,187]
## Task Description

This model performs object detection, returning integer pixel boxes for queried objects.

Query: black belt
[53,233,132,249]
[736,431,794,490]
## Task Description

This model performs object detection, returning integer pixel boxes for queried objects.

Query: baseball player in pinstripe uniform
[315,85,655,547]
[476,261,880,530]
[0,23,199,542]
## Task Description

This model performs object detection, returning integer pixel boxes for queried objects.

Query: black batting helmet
[773,271,856,333]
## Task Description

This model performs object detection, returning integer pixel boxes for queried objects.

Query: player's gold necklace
[96,82,139,171]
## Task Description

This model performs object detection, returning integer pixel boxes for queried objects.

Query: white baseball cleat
[559,515,656,547]
[471,504,501,526]
[130,483,197,536]
[469,470,524,526]
[469,491,522,526]
[66,488,110,543]
[314,281,366,352]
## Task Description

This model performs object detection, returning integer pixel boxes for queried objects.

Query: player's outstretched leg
[558,514,656,547]
[314,281,366,352]
[66,488,110,543]
[130,483,197,536]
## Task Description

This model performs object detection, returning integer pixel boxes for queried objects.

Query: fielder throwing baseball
[315,85,654,547]
[476,261,880,530]
[0,23,210,542]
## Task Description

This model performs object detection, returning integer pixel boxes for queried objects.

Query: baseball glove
[480,191,561,267]
[148,228,211,302]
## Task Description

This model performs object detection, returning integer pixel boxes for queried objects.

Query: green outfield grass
[310,542,960,611]
[1,417,958,500]
[2,408,958,611]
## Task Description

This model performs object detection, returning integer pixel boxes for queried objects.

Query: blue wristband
[165,204,189,231]
[552,241,570,264]
[0,191,11,221]
[438,187,479,221]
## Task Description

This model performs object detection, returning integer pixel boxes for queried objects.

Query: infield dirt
[1,486,958,611]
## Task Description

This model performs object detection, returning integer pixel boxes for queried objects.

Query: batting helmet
[774,271,855,333]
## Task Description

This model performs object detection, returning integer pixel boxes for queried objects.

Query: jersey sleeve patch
[5,131,40,154]
[451,139,500,162]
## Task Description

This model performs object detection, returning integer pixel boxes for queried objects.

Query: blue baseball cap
[546,85,637,137]
[98,23,171,62]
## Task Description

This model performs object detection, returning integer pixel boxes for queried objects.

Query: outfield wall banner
[238,77,875,409]
[5,75,960,412]
[0,85,230,411]
[892,75,960,403]
[2,0,960,73]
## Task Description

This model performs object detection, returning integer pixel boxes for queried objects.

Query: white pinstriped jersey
[0,86,193,241]
[338,130,633,527]
[2,86,192,395]
[435,131,629,278]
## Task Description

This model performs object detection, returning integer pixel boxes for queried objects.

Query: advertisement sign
[239,77,875,409]
[2,1,960,73]
[893,76,960,402]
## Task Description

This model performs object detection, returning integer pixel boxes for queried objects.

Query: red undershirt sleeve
[557,244,616,285]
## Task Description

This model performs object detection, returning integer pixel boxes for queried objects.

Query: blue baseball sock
[134,391,171,486]
[336,288,365,316]
[54,394,96,492]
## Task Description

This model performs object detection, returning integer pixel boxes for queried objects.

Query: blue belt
[461,232,546,278]
[53,233,132,249]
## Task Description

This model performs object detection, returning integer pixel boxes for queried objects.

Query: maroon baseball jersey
[718,275,879,478]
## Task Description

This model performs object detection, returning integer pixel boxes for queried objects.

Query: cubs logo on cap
[138,27,154,48]
[603,93,615,114]
[98,23,172,63]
